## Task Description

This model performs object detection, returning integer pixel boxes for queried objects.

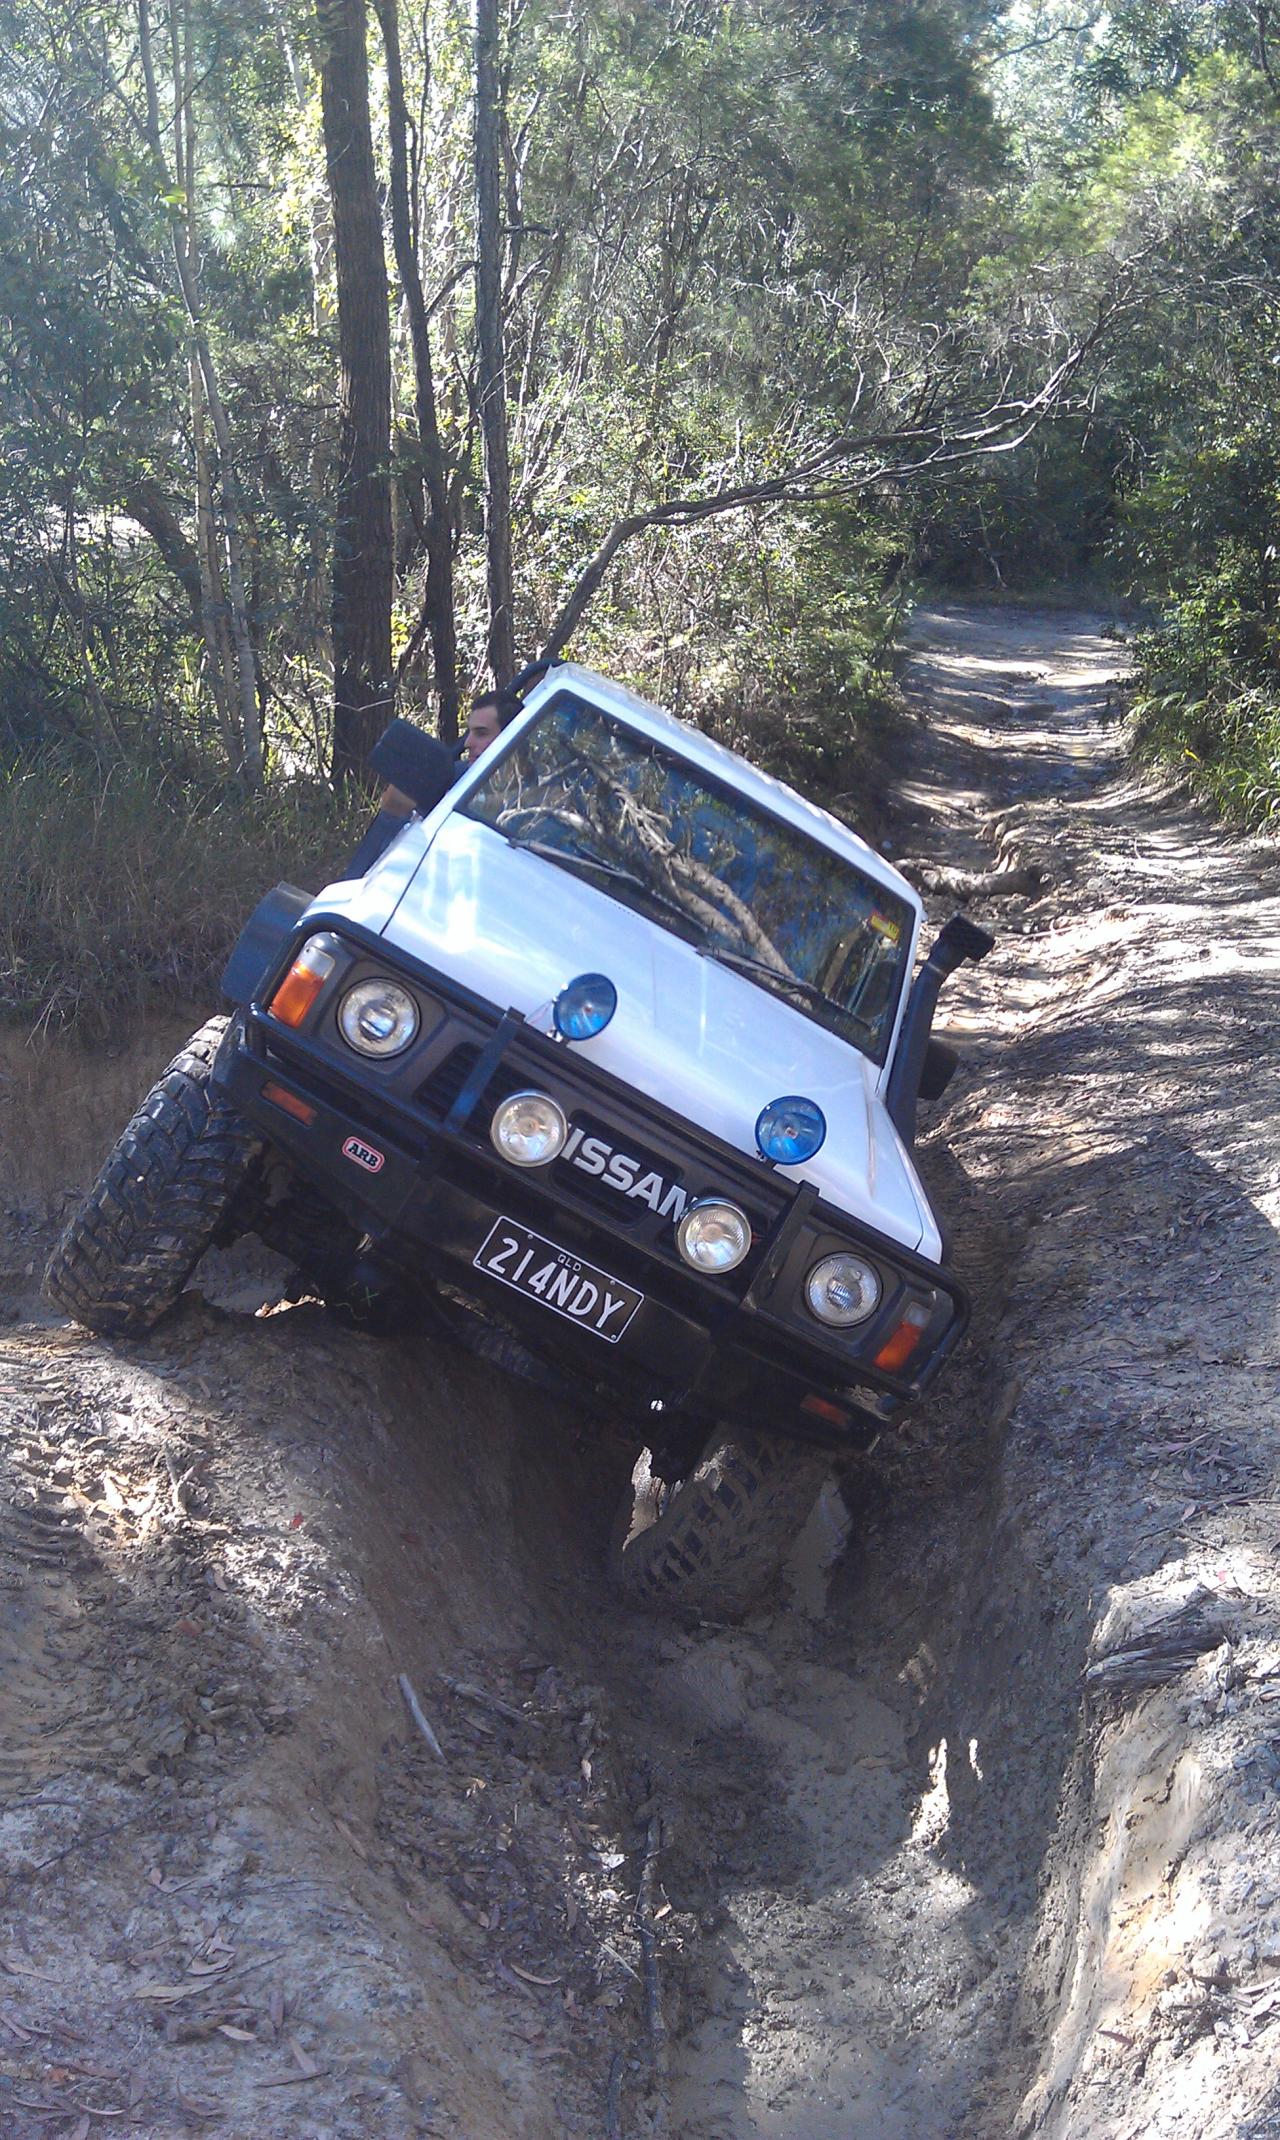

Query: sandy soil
[2,603,1278,2140]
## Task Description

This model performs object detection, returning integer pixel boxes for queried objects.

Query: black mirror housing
[369,719,456,816]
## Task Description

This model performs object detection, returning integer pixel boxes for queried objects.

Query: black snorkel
[885,913,995,1146]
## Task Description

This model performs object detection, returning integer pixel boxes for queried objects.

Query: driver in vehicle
[348,689,521,875]
[462,687,522,765]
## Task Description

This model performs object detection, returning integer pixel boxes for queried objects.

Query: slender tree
[138,0,263,783]
[317,0,395,783]
[375,0,461,741]
[473,0,515,686]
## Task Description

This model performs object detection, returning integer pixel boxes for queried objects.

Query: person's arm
[344,784,417,876]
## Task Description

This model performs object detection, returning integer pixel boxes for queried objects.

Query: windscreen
[461,693,913,1063]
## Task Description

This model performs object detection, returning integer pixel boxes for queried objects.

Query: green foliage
[2,0,1012,820]
[1086,40,1280,818]
[911,419,1120,590]
[0,0,329,768]
[912,9,1280,859]
[1129,560,1280,826]
[506,0,1008,483]
[553,502,905,824]
[7,0,1280,1038]
[1130,668,1280,826]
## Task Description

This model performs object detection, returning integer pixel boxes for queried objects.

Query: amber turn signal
[873,1300,931,1374]
[800,1393,851,1427]
[268,934,339,1028]
[261,1079,317,1126]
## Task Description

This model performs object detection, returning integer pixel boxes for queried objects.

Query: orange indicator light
[261,1080,317,1125]
[801,1394,850,1426]
[268,935,338,1028]
[873,1301,931,1375]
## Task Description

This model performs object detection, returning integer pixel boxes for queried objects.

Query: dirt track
[2,604,1279,2139]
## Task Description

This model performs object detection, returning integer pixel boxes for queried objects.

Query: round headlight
[675,1199,752,1274]
[553,972,617,1042]
[338,979,420,1058]
[490,1090,568,1167]
[805,1252,881,1327]
[756,1094,826,1165]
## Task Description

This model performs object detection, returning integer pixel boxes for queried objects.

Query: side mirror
[919,1038,959,1103]
[343,720,458,879]
[369,719,456,816]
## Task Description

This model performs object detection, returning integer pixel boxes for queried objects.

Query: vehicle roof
[521,662,921,914]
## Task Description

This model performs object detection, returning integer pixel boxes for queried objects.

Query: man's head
[464,688,522,764]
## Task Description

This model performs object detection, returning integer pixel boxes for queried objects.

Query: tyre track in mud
[564,604,1280,2140]
[2,603,1279,2138]
[0,1302,659,2139]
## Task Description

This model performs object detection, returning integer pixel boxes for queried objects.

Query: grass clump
[0,752,364,1037]
[1131,679,1280,825]
[1129,588,1280,827]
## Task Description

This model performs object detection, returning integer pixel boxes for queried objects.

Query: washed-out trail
[1,603,1278,2139]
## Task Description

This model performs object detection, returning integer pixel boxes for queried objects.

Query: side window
[464,700,585,835]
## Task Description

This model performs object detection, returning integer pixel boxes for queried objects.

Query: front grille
[552,1112,685,1229]
[415,1032,782,1277]
[417,1043,473,1117]
[416,1043,521,1123]
[418,1057,683,1229]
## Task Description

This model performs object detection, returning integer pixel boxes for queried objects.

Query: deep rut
[2,604,1279,2140]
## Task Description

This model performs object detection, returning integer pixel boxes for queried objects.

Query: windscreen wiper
[521,841,694,928]
[701,941,864,1023]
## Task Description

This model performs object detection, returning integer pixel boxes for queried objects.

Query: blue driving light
[755,1094,826,1165]
[553,972,618,1042]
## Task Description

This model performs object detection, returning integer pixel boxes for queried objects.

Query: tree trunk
[473,0,515,686]
[137,0,263,784]
[278,22,333,331]
[189,356,243,766]
[276,25,334,676]
[122,475,203,626]
[375,0,460,742]
[317,0,395,785]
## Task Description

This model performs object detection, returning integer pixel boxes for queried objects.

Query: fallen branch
[439,1673,529,1727]
[1085,1611,1228,1693]
[896,858,1049,901]
[606,2048,625,2139]
[600,1942,641,1984]
[538,303,1128,661]
[398,1674,445,1761]
[634,1809,667,2079]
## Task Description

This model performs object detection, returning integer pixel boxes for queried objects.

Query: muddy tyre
[45,1017,263,1337]
[610,1429,831,1618]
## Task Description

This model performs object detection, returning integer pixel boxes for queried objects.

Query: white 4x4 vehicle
[47,664,990,1614]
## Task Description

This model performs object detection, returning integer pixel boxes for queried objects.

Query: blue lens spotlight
[755,1094,826,1165]
[553,972,618,1041]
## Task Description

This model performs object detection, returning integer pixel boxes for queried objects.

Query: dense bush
[1129,588,1280,825]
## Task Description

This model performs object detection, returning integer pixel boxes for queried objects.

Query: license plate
[473,1218,643,1343]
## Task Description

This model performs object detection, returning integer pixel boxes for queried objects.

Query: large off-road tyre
[45,1016,263,1337]
[609,1428,831,1619]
